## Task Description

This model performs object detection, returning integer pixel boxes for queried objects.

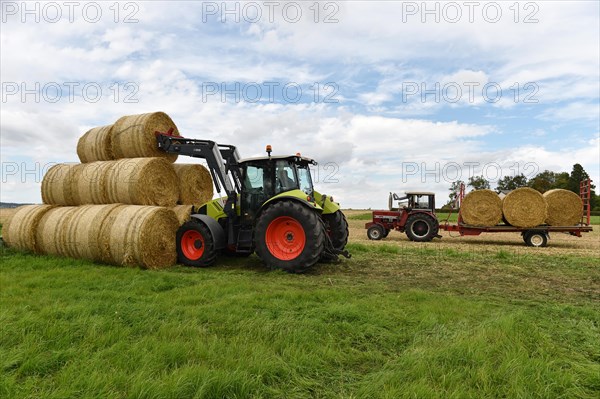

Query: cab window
[275,160,298,193]
[297,166,313,196]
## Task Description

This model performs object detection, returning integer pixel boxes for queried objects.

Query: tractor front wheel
[255,201,325,273]
[405,214,438,242]
[177,220,218,267]
[367,225,385,240]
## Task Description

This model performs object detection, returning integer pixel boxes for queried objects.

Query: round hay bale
[41,163,83,205]
[103,206,178,269]
[171,205,196,226]
[0,208,17,225]
[36,207,79,256]
[2,205,55,252]
[543,189,582,226]
[63,204,123,261]
[77,125,114,163]
[461,189,502,226]
[502,187,548,228]
[173,164,214,204]
[105,158,179,206]
[75,161,113,204]
[111,112,180,162]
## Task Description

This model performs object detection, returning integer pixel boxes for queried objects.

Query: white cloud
[1,1,598,208]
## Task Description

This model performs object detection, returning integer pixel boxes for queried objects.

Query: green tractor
[157,133,350,273]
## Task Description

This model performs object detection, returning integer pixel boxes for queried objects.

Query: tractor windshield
[297,165,314,197]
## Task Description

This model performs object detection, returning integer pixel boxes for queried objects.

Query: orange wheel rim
[181,230,204,260]
[265,216,306,260]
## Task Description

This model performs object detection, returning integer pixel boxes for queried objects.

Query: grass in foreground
[1,243,599,398]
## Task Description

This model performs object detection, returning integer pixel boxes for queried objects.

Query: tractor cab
[389,192,436,212]
[239,153,317,221]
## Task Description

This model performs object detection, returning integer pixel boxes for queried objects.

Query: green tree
[528,170,569,193]
[567,164,597,209]
[467,175,490,190]
[445,180,464,208]
[497,174,528,191]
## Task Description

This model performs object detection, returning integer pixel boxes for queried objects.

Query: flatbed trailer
[438,179,594,247]
[439,222,593,247]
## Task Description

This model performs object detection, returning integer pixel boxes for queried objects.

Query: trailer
[366,179,594,247]
[438,180,593,247]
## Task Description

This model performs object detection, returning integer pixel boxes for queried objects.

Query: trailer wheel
[405,214,438,242]
[255,201,324,273]
[177,220,218,267]
[523,231,548,247]
[367,225,385,240]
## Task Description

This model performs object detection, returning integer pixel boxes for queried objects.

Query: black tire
[255,201,325,273]
[177,220,218,267]
[367,225,385,240]
[383,229,390,238]
[523,231,548,247]
[405,214,439,242]
[321,211,349,262]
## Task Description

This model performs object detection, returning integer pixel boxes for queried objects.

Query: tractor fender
[257,195,320,219]
[190,214,226,250]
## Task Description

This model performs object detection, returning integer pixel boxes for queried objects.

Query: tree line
[447,163,598,210]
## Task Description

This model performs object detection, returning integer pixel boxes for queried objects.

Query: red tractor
[365,192,441,242]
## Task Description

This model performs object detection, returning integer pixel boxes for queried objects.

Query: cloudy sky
[1,1,599,208]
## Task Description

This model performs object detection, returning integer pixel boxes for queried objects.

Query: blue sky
[1,1,599,208]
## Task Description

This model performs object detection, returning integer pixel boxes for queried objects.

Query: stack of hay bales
[461,187,583,228]
[4,112,214,269]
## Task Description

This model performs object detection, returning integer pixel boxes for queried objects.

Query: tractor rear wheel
[177,220,218,267]
[405,214,438,242]
[321,210,349,261]
[255,201,325,273]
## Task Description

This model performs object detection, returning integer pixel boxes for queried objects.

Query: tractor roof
[405,191,436,195]
[239,155,317,165]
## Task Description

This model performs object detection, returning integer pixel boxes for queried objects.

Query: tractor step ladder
[580,179,592,225]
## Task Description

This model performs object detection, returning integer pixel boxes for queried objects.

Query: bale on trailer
[64,204,123,261]
[112,112,180,162]
[2,205,55,253]
[77,125,114,163]
[101,206,179,269]
[36,207,79,256]
[41,163,82,205]
[173,164,213,204]
[75,162,113,204]
[461,189,503,226]
[105,158,179,207]
[502,187,548,228]
[543,189,583,226]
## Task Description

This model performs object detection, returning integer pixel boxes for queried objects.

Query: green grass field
[1,228,599,398]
